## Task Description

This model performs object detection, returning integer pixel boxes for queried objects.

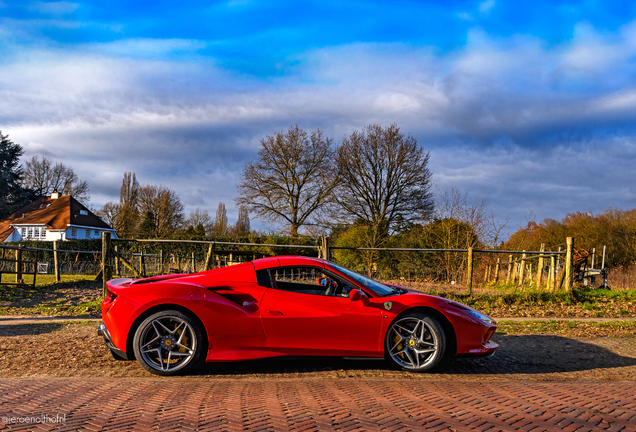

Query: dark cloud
[2,25,636,231]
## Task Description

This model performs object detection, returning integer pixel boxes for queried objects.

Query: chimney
[51,192,59,200]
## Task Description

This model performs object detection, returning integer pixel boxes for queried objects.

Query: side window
[255,269,272,288]
[271,267,352,297]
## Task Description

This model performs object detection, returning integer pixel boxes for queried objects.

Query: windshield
[328,262,400,297]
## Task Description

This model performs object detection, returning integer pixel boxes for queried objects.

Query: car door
[259,266,383,356]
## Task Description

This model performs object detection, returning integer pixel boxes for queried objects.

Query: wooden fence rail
[0,245,40,287]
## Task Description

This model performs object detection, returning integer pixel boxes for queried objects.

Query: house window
[40,229,46,238]
[85,229,90,239]
[33,228,39,238]
[28,228,33,238]
[71,227,77,238]
[94,230,99,235]
[21,228,26,238]
[80,210,88,215]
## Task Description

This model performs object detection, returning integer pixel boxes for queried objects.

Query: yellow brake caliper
[176,324,189,354]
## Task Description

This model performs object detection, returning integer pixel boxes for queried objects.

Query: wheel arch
[389,306,457,357]
[126,303,209,360]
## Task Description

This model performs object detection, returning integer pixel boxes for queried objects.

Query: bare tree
[117,172,140,237]
[137,184,184,238]
[434,186,508,248]
[233,205,251,236]
[96,201,121,227]
[212,202,229,236]
[22,155,90,203]
[236,125,336,236]
[335,124,433,244]
[184,207,213,235]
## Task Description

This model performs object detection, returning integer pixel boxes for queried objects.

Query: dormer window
[80,210,88,216]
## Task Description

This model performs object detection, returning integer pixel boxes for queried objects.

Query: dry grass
[608,263,636,290]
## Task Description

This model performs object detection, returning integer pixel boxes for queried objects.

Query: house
[0,193,117,242]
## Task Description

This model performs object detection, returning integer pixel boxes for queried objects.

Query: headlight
[467,310,494,325]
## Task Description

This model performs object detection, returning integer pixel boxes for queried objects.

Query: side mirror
[349,289,367,302]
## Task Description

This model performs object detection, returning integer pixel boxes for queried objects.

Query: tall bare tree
[233,205,251,236]
[335,124,433,246]
[137,184,184,238]
[22,155,90,203]
[236,125,336,236]
[212,202,229,236]
[117,172,140,237]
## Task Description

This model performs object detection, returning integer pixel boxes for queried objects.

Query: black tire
[132,310,205,376]
[385,311,445,372]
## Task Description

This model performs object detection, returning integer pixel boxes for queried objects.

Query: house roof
[0,195,113,241]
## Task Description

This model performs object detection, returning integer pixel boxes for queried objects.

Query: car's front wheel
[385,311,445,372]
[132,310,204,376]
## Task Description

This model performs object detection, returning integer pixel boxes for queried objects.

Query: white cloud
[3,19,636,226]
[479,0,495,14]
[29,1,79,15]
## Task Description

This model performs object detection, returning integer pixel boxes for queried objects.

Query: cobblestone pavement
[0,378,634,431]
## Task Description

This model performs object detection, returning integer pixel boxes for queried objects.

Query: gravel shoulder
[0,322,634,381]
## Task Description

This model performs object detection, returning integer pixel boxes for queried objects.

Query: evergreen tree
[0,131,37,219]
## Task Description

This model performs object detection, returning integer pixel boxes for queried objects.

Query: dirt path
[0,323,634,381]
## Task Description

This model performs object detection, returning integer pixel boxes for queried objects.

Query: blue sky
[1,0,636,234]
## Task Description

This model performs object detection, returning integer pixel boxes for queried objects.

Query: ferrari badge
[384,301,392,311]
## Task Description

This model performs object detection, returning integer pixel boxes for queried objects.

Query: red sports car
[98,256,497,375]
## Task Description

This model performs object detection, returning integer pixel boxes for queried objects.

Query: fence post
[565,237,574,291]
[485,265,491,284]
[53,240,61,282]
[204,243,214,270]
[536,243,545,289]
[102,232,112,297]
[140,250,146,277]
[549,253,556,291]
[159,249,163,274]
[466,247,474,295]
[506,254,513,284]
[191,252,195,273]
[114,246,120,277]
[321,236,330,261]
[15,248,23,284]
[494,258,500,283]
[518,251,526,290]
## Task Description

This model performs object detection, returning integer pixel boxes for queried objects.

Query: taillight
[102,290,118,313]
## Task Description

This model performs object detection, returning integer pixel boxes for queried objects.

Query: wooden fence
[0,245,41,287]
[0,235,576,296]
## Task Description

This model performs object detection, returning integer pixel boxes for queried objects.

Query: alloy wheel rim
[388,317,439,370]
[139,316,196,372]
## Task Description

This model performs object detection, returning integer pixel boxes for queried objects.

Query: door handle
[268,310,283,315]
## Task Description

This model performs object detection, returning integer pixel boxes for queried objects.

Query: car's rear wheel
[385,311,445,372]
[132,310,204,376]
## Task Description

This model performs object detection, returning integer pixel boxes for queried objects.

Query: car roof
[252,255,326,270]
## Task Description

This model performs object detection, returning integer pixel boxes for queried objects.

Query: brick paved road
[1,379,635,431]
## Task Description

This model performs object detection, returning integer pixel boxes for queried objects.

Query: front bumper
[455,341,498,358]
[97,322,129,360]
